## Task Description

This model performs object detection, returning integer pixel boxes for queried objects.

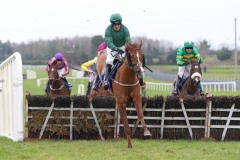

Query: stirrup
[67,83,72,91]
[173,90,178,95]
[93,86,98,91]
[200,91,204,95]
[103,81,109,90]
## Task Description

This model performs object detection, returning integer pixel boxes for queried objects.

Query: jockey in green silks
[103,13,131,90]
[173,41,204,95]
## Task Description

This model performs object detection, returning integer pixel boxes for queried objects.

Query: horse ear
[125,42,131,51]
[138,41,142,49]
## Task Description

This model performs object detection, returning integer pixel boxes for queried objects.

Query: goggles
[111,20,121,26]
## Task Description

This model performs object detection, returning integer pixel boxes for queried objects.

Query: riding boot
[44,81,50,94]
[93,75,100,91]
[103,64,112,90]
[86,82,92,96]
[62,77,72,91]
[173,77,181,95]
[198,82,204,95]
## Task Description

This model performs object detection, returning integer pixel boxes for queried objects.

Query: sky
[1,0,240,49]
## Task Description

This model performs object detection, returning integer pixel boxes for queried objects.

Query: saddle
[100,61,123,90]
[179,76,189,90]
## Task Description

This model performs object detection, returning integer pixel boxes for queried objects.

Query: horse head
[48,65,60,84]
[125,41,145,85]
[189,61,202,87]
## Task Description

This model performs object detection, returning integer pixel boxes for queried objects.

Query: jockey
[45,53,72,93]
[103,13,131,90]
[81,57,98,95]
[173,41,204,95]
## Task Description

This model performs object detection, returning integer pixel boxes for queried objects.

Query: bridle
[190,62,202,87]
[125,48,145,85]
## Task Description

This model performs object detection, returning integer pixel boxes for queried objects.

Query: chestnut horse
[47,65,70,96]
[171,61,202,99]
[89,52,112,98]
[97,41,151,148]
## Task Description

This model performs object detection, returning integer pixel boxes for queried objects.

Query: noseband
[190,63,202,87]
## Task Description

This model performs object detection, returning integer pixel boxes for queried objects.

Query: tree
[90,35,104,57]
[166,48,178,65]
[196,40,210,59]
[217,47,232,61]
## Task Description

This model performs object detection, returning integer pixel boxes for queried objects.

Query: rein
[50,84,65,90]
[49,76,64,91]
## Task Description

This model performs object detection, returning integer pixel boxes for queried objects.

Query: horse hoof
[144,130,152,136]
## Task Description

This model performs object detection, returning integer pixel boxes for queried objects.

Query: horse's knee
[137,113,144,119]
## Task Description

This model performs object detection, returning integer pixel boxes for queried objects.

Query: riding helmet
[110,13,122,25]
[184,41,194,48]
[55,53,63,61]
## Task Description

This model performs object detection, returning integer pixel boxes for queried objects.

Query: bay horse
[171,61,202,100]
[97,41,151,148]
[47,65,70,96]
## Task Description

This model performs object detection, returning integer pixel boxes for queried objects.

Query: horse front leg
[118,103,132,148]
[133,96,151,137]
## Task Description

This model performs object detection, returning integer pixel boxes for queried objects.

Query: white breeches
[106,46,125,65]
[178,64,191,78]
[57,68,66,77]
[89,72,97,83]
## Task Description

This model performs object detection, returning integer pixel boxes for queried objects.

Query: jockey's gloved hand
[116,48,124,54]
[59,74,64,77]
[183,61,189,66]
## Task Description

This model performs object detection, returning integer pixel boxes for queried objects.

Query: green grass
[1,137,240,160]
[23,67,239,97]
[23,69,89,95]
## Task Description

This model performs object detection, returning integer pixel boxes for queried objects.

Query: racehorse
[47,65,70,96]
[171,60,202,99]
[97,41,151,148]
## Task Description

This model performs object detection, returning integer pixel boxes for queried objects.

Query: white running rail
[0,52,24,141]
[146,81,237,92]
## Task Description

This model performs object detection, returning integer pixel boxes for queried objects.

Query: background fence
[146,81,237,92]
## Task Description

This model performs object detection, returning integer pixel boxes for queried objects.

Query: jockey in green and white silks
[103,13,131,90]
[173,41,204,95]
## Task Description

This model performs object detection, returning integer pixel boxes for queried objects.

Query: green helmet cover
[110,13,122,23]
[184,41,194,48]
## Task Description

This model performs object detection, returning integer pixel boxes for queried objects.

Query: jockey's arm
[193,48,202,62]
[176,48,185,66]
[105,28,117,50]
[62,58,69,76]
[46,57,57,72]
[81,60,92,72]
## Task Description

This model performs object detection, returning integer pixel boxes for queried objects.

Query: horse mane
[125,41,142,52]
